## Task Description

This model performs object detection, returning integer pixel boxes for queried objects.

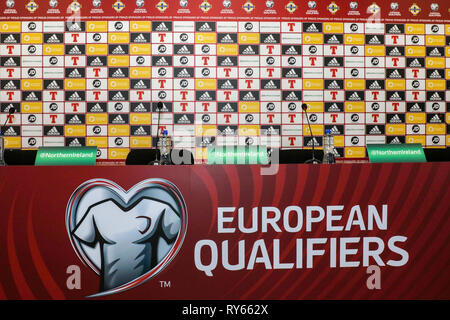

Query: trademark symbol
[160,280,171,288]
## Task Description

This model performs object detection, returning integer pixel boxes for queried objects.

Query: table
[0,163,448,299]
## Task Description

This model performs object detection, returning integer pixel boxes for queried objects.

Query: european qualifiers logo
[66,179,187,297]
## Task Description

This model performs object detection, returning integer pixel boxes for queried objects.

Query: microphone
[152,102,164,164]
[156,101,163,142]
[302,103,321,164]
[1,108,15,133]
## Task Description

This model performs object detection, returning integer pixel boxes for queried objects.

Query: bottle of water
[158,129,171,165]
[322,129,336,164]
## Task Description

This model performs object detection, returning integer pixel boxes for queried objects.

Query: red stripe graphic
[27,192,66,300]
[7,191,35,299]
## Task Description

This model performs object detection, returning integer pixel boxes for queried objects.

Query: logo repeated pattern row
[0,20,449,161]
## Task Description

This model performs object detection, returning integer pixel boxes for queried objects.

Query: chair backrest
[423,148,449,162]
[274,148,324,164]
[4,149,37,165]
[125,149,160,165]
[125,149,194,165]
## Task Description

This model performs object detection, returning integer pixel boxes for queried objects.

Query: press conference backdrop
[0,0,449,164]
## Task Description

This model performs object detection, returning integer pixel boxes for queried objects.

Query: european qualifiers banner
[0,163,448,300]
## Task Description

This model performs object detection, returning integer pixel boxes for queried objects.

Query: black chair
[125,148,194,165]
[423,148,449,162]
[125,149,160,165]
[4,149,37,165]
[271,148,324,164]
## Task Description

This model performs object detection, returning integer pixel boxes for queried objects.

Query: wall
[0,0,449,162]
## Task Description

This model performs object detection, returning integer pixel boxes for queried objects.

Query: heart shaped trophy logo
[66,179,187,297]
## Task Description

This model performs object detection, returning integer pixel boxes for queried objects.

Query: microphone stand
[150,102,163,165]
[302,103,321,164]
[1,109,15,166]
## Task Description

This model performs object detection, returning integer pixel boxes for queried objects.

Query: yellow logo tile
[239,102,260,113]
[425,57,445,69]
[345,147,366,158]
[3,137,21,148]
[21,79,42,91]
[196,125,217,136]
[217,44,238,56]
[323,23,343,33]
[130,67,151,78]
[303,124,323,136]
[333,135,345,146]
[131,137,152,148]
[21,102,42,113]
[130,113,151,124]
[109,125,130,136]
[386,124,406,135]
[22,33,43,44]
[426,79,445,91]
[87,137,108,148]
[239,125,260,136]
[86,114,108,125]
[65,79,86,90]
[43,44,64,55]
[405,46,425,57]
[386,79,406,90]
[0,22,21,33]
[303,79,324,90]
[303,33,323,44]
[406,113,426,124]
[87,21,108,32]
[344,34,364,45]
[108,78,130,90]
[130,21,152,32]
[195,33,217,43]
[426,124,445,135]
[345,79,365,90]
[345,102,365,112]
[406,135,425,145]
[238,33,259,44]
[108,33,130,44]
[425,35,445,46]
[365,46,385,56]
[109,148,130,160]
[86,44,108,55]
[108,56,130,67]
[195,79,217,90]
[130,44,151,55]
[65,125,86,136]
[304,102,324,113]
[405,24,425,34]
